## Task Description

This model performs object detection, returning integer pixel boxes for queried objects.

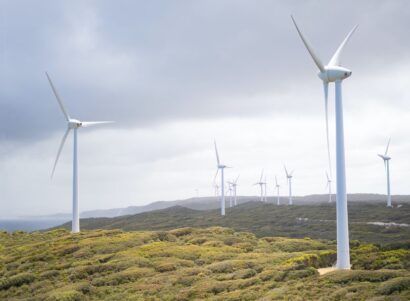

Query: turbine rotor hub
[68,119,82,128]
[318,66,352,82]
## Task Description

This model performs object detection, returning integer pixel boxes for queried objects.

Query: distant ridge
[79,194,410,218]
[55,201,410,244]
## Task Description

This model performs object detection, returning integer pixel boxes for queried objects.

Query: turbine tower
[326,172,332,203]
[284,166,294,205]
[254,170,265,202]
[228,176,239,206]
[47,72,113,233]
[214,141,230,216]
[378,138,392,207]
[291,16,357,269]
[275,176,281,205]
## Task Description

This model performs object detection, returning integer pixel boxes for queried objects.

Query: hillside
[80,194,410,218]
[1,228,409,300]
[57,202,410,245]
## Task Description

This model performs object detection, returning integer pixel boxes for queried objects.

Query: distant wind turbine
[254,170,265,202]
[214,141,230,216]
[263,176,268,202]
[228,183,233,208]
[284,166,294,205]
[46,72,113,233]
[213,183,219,196]
[326,172,332,203]
[291,15,357,269]
[275,176,281,205]
[228,176,239,206]
[378,138,392,207]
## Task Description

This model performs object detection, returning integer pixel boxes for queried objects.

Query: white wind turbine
[291,16,357,269]
[47,72,113,233]
[263,176,268,202]
[214,141,230,216]
[326,172,332,203]
[228,176,239,206]
[213,183,220,196]
[275,176,281,205]
[284,166,294,205]
[378,138,392,207]
[254,170,265,202]
[228,183,233,208]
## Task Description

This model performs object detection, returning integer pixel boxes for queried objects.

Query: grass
[1,227,410,300]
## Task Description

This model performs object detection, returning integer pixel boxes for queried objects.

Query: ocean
[0,219,69,232]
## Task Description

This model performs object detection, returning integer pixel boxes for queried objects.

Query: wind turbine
[214,141,230,216]
[291,16,357,269]
[213,183,219,196]
[378,138,392,207]
[263,176,268,202]
[326,172,332,203]
[228,183,233,208]
[275,176,281,205]
[284,166,294,205]
[228,175,239,206]
[254,170,265,202]
[46,72,113,233]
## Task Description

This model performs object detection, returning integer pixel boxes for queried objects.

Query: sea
[0,219,69,232]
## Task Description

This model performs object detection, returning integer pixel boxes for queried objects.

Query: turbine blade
[213,169,219,182]
[82,121,114,128]
[328,24,358,67]
[284,166,289,177]
[275,176,278,186]
[326,171,329,181]
[377,154,385,160]
[235,175,239,184]
[385,138,391,156]
[214,140,220,166]
[324,81,332,178]
[51,128,71,178]
[291,15,325,72]
[45,72,70,121]
[259,169,264,182]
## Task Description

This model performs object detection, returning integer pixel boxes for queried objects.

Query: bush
[45,290,84,301]
[91,267,153,286]
[326,270,402,284]
[377,277,410,295]
[40,270,60,280]
[169,228,194,237]
[0,272,36,290]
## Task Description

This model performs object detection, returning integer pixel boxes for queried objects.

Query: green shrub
[45,290,84,301]
[40,270,60,280]
[91,267,153,286]
[326,270,402,284]
[0,272,36,290]
[169,228,194,237]
[377,277,410,295]
[155,262,177,272]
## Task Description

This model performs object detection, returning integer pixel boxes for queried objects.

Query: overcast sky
[1,1,410,217]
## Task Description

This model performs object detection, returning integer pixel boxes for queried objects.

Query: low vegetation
[1,227,410,300]
[58,202,410,245]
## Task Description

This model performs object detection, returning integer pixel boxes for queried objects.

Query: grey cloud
[2,0,410,143]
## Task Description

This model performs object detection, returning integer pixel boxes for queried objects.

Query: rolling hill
[57,201,410,244]
[1,227,409,300]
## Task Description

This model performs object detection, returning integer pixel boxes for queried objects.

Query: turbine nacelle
[68,119,83,128]
[378,154,391,161]
[319,66,352,83]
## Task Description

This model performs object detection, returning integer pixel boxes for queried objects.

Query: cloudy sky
[1,1,410,217]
